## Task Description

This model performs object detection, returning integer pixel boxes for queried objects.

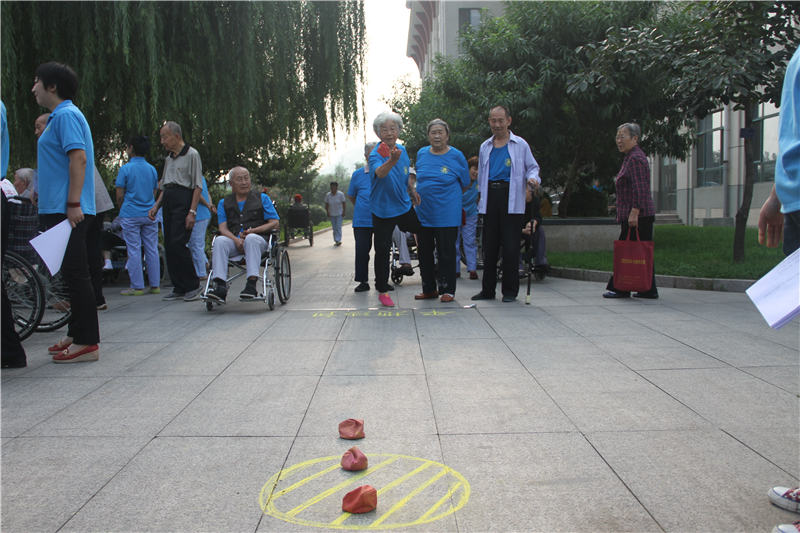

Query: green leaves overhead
[1,1,365,180]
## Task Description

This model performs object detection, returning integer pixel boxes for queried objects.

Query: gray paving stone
[1,436,149,533]
[586,429,799,531]
[226,339,335,376]
[22,341,168,378]
[266,310,347,340]
[125,340,250,376]
[60,436,291,533]
[554,312,659,338]
[741,365,800,395]
[420,337,527,376]
[325,338,424,375]
[440,433,661,532]
[478,307,577,338]
[298,375,437,438]
[427,373,576,434]
[589,335,728,370]
[414,307,498,339]
[1,377,108,437]
[24,376,213,437]
[338,310,417,340]
[670,331,800,367]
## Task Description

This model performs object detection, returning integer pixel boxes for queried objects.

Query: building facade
[406,0,779,226]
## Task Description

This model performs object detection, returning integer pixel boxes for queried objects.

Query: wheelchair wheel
[35,267,72,332]
[3,251,45,341]
[391,269,403,286]
[276,248,291,303]
[267,288,275,310]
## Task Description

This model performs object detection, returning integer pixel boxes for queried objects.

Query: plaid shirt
[615,145,655,222]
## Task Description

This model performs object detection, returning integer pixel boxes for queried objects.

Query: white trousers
[211,234,268,280]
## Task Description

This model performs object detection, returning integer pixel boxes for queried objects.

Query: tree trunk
[557,156,580,218]
[733,105,756,263]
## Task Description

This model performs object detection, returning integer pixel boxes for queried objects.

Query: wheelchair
[390,230,418,285]
[284,204,313,246]
[201,232,291,311]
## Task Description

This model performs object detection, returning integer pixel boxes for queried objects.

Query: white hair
[372,112,403,136]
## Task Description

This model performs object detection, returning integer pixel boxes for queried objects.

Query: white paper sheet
[746,247,800,329]
[29,219,72,276]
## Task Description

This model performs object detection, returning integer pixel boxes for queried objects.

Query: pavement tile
[21,341,169,378]
[267,310,347,340]
[669,332,800,367]
[427,373,576,434]
[298,375,436,438]
[420,337,527,376]
[1,436,149,533]
[586,429,799,531]
[59,436,291,533]
[161,374,319,436]
[23,376,214,437]
[740,365,800,395]
[440,433,661,532]
[338,311,417,340]
[414,308,498,339]
[554,312,659,337]
[589,335,728,370]
[124,340,250,376]
[325,338,424,375]
[477,307,576,338]
[226,339,335,376]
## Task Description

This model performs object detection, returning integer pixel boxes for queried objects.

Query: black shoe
[386,284,395,291]
[354,282,370,292]
[633,291,659,299]
[400,265,414,276]
[1,359,27,369]
[471,292,495,301]
[602,291,630,299]
[240,278,258,300]
[502,295,517,303]
[207,280,227,303]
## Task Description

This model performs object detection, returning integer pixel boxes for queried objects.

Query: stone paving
[2,228,798,532]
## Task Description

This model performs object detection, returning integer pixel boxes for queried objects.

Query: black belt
[163,183,191,190]
[488,181,510,189]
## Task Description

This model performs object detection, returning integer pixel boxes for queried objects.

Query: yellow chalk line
[286,457,399,518]
[329,460,436,526]
[273,463,342,499]
[370,466,448,527]
[418,480,464,522]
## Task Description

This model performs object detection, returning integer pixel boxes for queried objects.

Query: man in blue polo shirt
[32,61,99,363]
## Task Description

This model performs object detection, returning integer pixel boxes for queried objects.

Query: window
[696,110,724,187]
[753,101,779,182]
[458,8,481,31]
[658,156,677,211]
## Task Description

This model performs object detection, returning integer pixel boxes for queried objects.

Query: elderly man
[325,181,346,246]
[148,121,203,301]
[13,168,35,200]
[472,105,541,303]
[206,166,280,303]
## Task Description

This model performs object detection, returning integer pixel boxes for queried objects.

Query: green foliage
[1,1,365,183]
[548,225,785,279]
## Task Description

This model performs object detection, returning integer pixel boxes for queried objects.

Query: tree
[1,1,365,185]
[570,1,800,261]
[389,2,660,216]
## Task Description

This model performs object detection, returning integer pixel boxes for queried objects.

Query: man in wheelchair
[206,166,280,303]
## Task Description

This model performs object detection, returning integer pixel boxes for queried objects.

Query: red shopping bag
[613,228,653,292]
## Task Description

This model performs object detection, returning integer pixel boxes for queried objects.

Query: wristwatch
[189,209,197,215]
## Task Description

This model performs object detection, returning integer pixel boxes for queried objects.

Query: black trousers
[40,213,100,345]
[372,208,421,293]
[606,215,657,295]
[418,226,458,295]
[482,185,524,297]
[87,212,105,306]
[163,186,199,294]
[2,193,26,365]
[353,227,373,283]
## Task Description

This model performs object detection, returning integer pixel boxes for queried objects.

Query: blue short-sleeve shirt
[37,100,96,215]
[368,143,412,219]
[196,177,211,221]
[489,144,511,182]
[347,167,372,228]
[414,146,470,227]
[116,157,158,218]
[216,192,280,226]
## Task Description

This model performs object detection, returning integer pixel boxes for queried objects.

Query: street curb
[548,267,755,293]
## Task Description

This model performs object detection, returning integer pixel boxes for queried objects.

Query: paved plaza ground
[2,227,799,532]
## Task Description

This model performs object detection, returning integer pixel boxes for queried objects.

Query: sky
[318,0,421,175]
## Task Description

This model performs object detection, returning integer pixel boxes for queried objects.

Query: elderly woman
[413,119,470,302]
[368,112,421,307]
[603,122,658,299]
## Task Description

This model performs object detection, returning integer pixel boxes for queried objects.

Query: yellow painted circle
[260,453,470,530]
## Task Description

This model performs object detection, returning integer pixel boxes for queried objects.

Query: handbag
[613,227,653,292]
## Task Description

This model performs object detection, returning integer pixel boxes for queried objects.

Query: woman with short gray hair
[368,112,421,307]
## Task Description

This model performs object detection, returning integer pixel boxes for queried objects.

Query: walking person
[457,156,480,280]
[148,121,203,301]
[368,112,422,307]
[116,135,160,295]
[602,122,658,300]
[347,142,376,292]
[32,61,100,363]
[325,181,346,246]
[413,118,470,302]
[472,105,541,303]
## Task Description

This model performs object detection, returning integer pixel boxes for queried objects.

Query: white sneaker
[773,522,800,533]
[770,487,800,513]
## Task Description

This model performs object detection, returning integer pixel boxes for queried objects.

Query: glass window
[458,8,481,30]
[753,102,780,182]
[696,111,724,187]
[658,157,677,211]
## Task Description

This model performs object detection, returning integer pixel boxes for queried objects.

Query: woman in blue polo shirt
[115,135,160,295]
[414,119,470,302]
[347,142,376,293]
[188,176,214,279]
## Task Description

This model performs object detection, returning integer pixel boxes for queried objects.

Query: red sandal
[47,339,72,354]
[52,345,99,364]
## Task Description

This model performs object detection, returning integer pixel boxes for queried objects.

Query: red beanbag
[341,446,368,471]
[339,419,365,440]
[377,142,391,158]
[342,485,377,513]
